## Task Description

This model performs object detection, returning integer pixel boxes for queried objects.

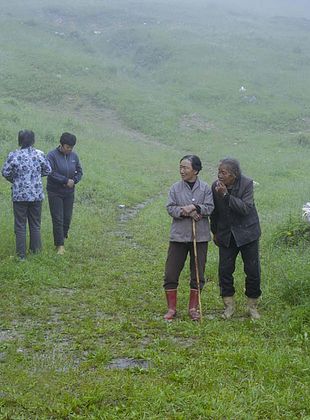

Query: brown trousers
[163,241,208,290]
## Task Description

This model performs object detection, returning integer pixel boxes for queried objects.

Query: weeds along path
[86,106,180,248]
[38,98,184,152]
[76,105,217,248]
[115,193,163,249]
[72,102,184,247]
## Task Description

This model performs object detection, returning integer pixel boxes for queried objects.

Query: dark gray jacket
[210,174,261,247]
[47,147,83,194]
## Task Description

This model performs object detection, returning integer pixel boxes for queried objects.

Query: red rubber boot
[188,289,200,321]
[164,289,177,321]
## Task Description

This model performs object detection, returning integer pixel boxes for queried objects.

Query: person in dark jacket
[210,157,261,319]
[163,155,214,321]
[47,133,83,255]
[2,130,51,260]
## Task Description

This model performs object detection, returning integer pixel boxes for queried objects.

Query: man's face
[218,164,235,186]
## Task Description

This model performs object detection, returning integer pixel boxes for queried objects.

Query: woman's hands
[180,204,202,221]
[66,179,75,188]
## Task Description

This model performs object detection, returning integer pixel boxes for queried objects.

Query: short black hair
[60,132,77,147]
[219,157,241,178]
[18,130,35,148]
[180,155,202,173]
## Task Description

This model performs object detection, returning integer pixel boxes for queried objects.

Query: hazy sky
[201,0,309,19]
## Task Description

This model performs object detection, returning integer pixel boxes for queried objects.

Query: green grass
[0,0,309,418]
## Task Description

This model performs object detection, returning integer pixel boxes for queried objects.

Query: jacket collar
[183,177,200,191]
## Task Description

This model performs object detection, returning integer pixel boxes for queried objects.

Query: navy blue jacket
[210,174,261,248]
[47,147,83,194]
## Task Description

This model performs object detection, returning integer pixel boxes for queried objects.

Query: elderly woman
[47,132,83,255]
[163,155,214,321]
[210,157,261,319]
[2,130,51,260]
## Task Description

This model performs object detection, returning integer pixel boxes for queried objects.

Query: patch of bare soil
[118,195,161,224]
[0,329,19,342]
[179,113,215,133]
[107,357,150,369]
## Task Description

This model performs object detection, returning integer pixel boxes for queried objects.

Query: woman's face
[60,143,74,155]
[179,159,198,182]
[218,164,236,186]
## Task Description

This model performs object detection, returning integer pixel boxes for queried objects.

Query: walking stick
[192,218,203,322]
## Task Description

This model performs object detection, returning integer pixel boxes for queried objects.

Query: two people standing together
[2,130,83,259]
[163,155,261,322]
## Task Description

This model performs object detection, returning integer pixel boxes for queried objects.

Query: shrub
[282,305,310,339]
[272,215,310,246]
[279,276,310,306]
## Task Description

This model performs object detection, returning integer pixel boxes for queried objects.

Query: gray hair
[219,157,241,178]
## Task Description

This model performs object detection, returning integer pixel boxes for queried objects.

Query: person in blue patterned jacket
[2,130,51,260]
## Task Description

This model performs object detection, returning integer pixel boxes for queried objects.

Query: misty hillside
[0,1,309,418]
[1,0,310,139]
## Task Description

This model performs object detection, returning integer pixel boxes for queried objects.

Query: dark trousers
[48,192,74,246]
[219,236,261,299]
[13,201,42,258]
[164,241,208,290]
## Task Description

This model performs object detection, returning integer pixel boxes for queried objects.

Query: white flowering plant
[302,202,310,223]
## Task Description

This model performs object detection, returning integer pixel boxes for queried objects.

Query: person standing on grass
[210,157,261,320]
[2,130,51,260]
[163,155,214,321]
[47,132,83,255]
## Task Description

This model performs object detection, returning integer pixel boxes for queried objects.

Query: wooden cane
[192,218,203,322]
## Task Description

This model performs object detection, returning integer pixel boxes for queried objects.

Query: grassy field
[0,0,309,418]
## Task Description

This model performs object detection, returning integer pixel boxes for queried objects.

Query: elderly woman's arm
[166,186,184,219]
[40,153,52,177]
[1,153,15,183]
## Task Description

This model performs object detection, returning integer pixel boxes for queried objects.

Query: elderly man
[211,157,262,320]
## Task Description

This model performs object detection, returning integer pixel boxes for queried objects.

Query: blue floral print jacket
[2,147,52,201]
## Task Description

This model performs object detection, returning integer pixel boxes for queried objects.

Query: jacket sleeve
[166,185,183,219]
[1,153,15,183]
[210,185,218,233]
[40,154,52,177]
[73,156,83,184]
[229,180,254,216]
[47,151,68,184]
[199,185,214,216]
